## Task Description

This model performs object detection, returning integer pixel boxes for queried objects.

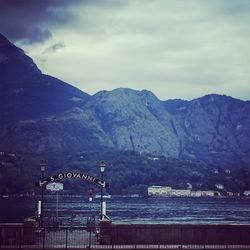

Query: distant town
[148,185,250,198]
[1,150,250,198]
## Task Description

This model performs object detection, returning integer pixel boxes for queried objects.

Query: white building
[148,186,172,197]
[243,190,250,197]
[147,156,159,161]
[215,184,224,190]
[171,189,191,197]
[201,191,215,197]
[190,191,202,197]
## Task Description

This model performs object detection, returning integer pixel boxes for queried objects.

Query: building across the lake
[243,190,250,196]
[201,191,219,197]
[148,186,192,197]
[215,184,224,190]
[171,189,191,197]
[148,186,172,196]
[190,191,202,197]
[148,186,221,197]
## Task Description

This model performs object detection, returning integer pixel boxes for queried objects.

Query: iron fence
[43,212,97,227]
[0,225,98,249]
[1,224,250,249]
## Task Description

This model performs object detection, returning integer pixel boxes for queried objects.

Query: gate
[44,211,97,228]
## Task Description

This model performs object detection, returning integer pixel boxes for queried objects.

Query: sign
[46,182,64,192]
[36,172,109,188]
[37,200,41,217]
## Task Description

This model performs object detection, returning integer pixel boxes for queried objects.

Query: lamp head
[99,161,106,173]
[40,160,47,172]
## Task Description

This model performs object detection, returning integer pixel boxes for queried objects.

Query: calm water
[1,196,250,225]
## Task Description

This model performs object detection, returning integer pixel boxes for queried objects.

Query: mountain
[0,33,250,167]
[82,89,180,156]
[0,33,90,124]
[164,95,250,166]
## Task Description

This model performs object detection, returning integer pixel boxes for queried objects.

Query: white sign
[38,200,41,217]
[46,182,64,192]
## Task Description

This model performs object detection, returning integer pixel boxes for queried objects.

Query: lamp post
[88,188,93,212]
[40,160,46,228]
[99,161,106,220]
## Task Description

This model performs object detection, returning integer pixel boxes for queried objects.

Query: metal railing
[43,211,97,227]
[1,224,250,249]
[0,225,98,249]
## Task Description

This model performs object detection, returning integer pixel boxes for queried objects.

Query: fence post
[112,228,114,250]
[19,227,22,249]
[65,228,68,249]
[88,228,92,249]
[42,228,45,250]
[203,227,206,249]
[181,227,183,249]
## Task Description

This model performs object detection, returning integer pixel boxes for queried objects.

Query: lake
[1,196,250,225]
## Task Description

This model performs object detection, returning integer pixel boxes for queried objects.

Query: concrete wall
[0,219,37,245]
[100,223,250,245]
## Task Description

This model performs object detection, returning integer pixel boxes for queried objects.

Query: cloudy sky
[1,0,250,100]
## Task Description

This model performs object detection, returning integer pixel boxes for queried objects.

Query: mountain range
[1,33,250,168]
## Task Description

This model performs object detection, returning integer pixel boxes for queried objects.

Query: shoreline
[1,193,250,199]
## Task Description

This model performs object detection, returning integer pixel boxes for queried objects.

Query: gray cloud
[42,42,66,54]
[0,0,81,44]
[1,0,250,100]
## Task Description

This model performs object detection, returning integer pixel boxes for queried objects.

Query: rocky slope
[164,95,250,166]
[1,33,250,167]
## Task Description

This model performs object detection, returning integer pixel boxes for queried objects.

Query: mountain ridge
[0,33,90,124]
[1,33,250,167]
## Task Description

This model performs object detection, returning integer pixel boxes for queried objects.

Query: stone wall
[0,219,37,245]
[100,223,250,245]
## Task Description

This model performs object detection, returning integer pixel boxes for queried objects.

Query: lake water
[1,196,250,225]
